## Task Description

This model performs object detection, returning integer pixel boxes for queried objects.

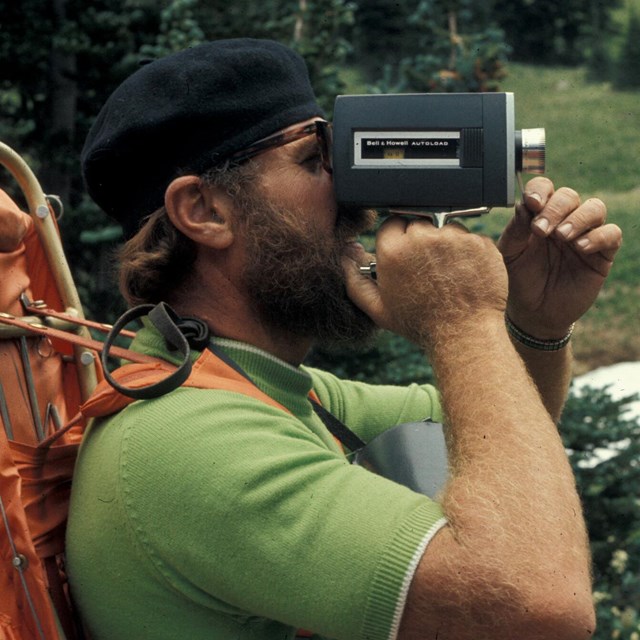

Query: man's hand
[498,176,622,339]
[344,216,508,349]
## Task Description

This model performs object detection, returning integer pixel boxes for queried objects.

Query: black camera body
[332,92,544,213]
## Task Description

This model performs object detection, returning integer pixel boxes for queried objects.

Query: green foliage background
[561,388,640,639]
[0,1,639,637]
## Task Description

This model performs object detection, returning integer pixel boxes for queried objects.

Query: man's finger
[553,198,607,242]
[522,176,555,212]
[573,223,623,262]
[531,187,581,237]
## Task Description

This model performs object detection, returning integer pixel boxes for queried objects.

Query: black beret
[81,38,324,238]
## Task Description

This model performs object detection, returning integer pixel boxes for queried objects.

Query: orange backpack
[0,141,100,639]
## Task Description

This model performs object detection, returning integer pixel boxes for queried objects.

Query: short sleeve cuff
[361,503,447,640]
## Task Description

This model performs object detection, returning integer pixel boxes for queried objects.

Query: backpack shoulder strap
[81,347,291,420]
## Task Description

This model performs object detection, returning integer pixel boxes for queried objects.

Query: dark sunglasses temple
[230,121,333,174]
[316,121,333,174]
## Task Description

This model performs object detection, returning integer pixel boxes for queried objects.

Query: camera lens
[516,128,545,174]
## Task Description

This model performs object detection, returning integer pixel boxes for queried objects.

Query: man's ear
[164,175,236,249]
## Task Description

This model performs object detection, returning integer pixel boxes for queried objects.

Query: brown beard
[240,195,379,350]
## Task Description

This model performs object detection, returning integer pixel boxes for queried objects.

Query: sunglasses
[230,120,333,174]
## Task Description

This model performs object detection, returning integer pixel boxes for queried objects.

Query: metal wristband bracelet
[505,315,574,352]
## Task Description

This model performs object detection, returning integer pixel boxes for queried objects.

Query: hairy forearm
[432,316,586,548]
[400,314,594,639]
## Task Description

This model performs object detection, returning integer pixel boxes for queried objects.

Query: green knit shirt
[67,325,446,640]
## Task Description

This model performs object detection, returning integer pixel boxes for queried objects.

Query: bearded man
[67,39,622,640]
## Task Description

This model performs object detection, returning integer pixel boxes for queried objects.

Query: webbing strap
[311,400,365,452]
[101,303,192,400]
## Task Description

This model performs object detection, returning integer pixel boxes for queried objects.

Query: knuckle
[528,175,554,191]
[542,187,581,223]
[584,197,607,219]
[569,208,590,227]
[556,186,581,205]
[606,224,623,249]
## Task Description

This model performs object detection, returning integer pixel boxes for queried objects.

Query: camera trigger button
[359,262,377,279]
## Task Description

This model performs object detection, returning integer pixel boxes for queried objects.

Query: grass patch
[502,64,640,194]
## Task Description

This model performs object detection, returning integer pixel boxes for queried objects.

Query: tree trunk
[41,0,77,205]
[448,10,460,70]
[294,0,308,42]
